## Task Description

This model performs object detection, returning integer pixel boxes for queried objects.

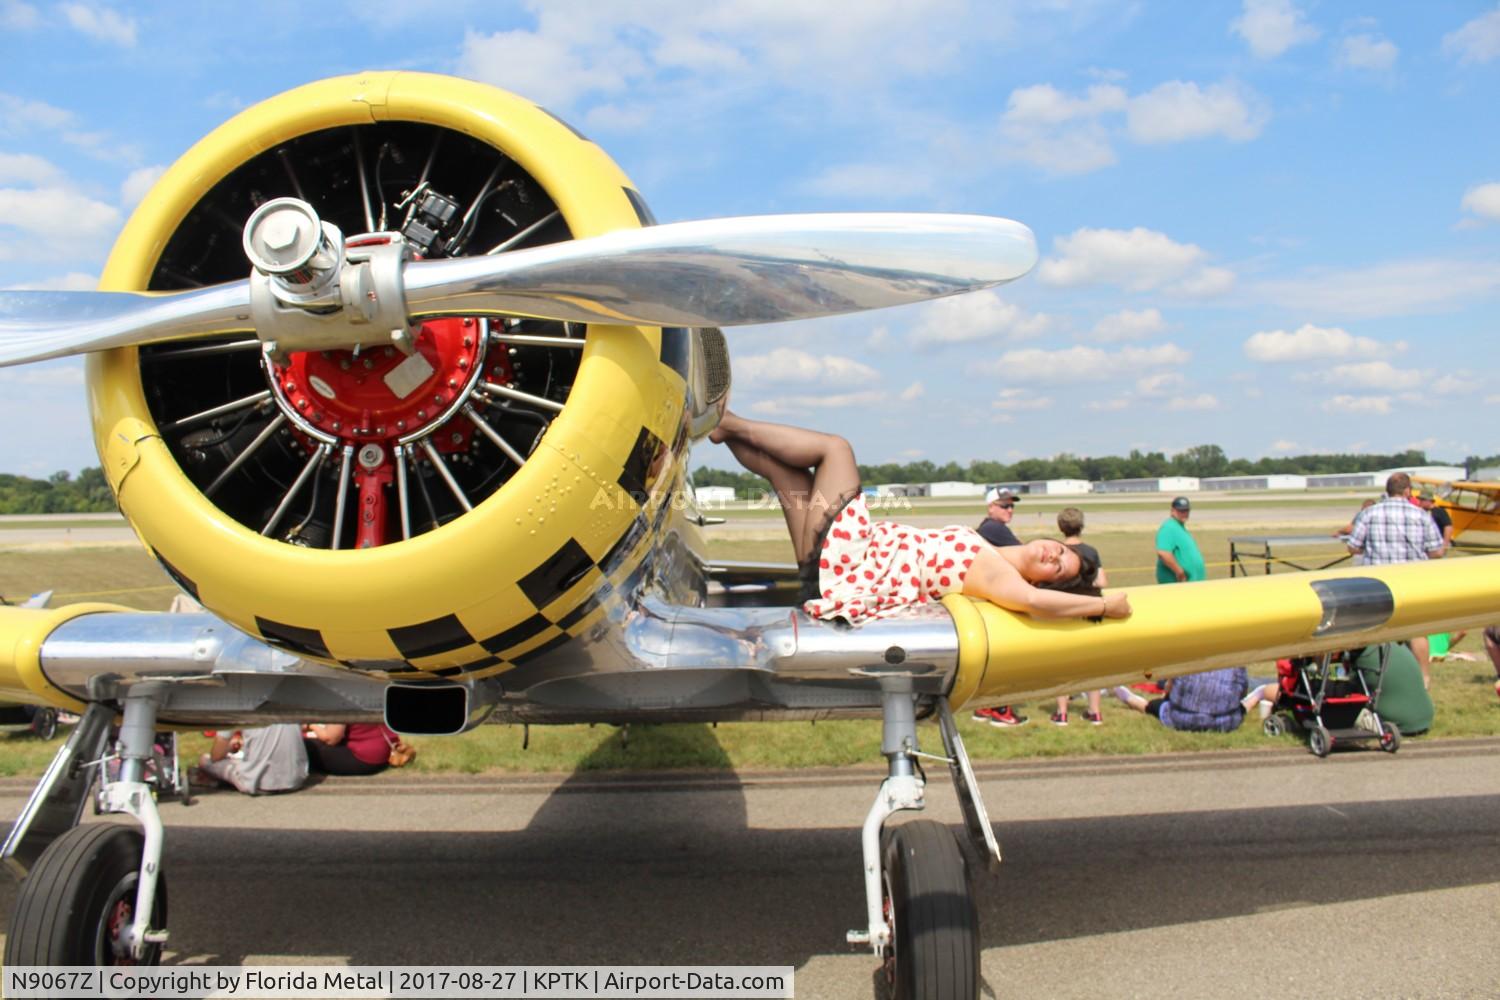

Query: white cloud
[1038,227,1234,296]
[1337,33,1398,71]
[899,381,925,402]
[0,186,120,240]
[0,1,38,30]
[1444,7,1500,65]
[0,151,60,186]
[1269,440,1299,454]
[1254,259,1500,318]
[908,289,1053,346]
[1321,395,1390,415]
[1486,394,1500,405]
[1432,374,1481,394]
[1085,397,1131,412]
[733,347,879,386]
[120,165,165,209]
[1232,0,1320,59]
[748,389,890,416]
[0,92,73,133]
[2,271,96,291]
[60,2,137,46]
[1461,182,1500,224]
[0,363,84,386]
[997,78,1267,175]
[1167,394,1220,411]
[1322,361,1424,391]
[1243,324,1390,362]
[991,388,1052,411]
[1135,372,1184,397]
[457,3,1005,118]
[1126,81,1267,144]
[982,343,1190,383]
[798,162,936,200]
[1091,307,1165,342]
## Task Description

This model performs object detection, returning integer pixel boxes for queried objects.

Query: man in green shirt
[1155,496,1206,583]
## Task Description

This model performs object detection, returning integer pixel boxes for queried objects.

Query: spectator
[977,486,1022,547]
[1346,472,1444,686]
[1052,506,1105,726]
[1416,487,1454,551]
[1112,667,1251,732]
[194,724,308,795]
[1155,496,1205,584]
[304,722,402,775]
[1334,498,1377,538]
[1484,624,1500,699]
[974,486,1027,727]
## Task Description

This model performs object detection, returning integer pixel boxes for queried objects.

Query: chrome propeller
[0,208,1037,368]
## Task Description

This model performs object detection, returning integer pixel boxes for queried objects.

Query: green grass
[0,547,179,610]
[3,661,1494,778]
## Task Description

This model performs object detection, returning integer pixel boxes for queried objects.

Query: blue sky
[1,1,1498,477]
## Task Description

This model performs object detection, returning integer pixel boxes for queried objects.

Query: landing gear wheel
[30,707,58,741]
[4,823,167,966]
[1379,721,1401,753]
[1308,725,1332,758]
[880,820,978,1000]
[1262,715,1285,737]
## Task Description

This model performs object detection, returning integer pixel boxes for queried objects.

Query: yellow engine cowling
[87,72,686,678]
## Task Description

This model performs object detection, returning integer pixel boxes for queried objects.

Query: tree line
[0,469,118,514]
[693,448,1500,500]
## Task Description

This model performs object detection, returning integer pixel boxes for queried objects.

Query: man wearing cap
[978,486,1022,547]
[1155,496,1206,584]
[1415,486,1454,552]
[972,487,1028,726]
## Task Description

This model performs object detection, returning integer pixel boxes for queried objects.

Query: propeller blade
[0,212,1035,367]
[405,213,1038,327]
[0,283,252,368]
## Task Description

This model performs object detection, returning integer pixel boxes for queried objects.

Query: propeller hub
[264,316,501,451]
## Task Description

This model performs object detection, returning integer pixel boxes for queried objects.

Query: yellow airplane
[1,72,1498,998]
[1410,475,1500,539]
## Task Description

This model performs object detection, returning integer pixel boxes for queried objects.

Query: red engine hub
[269,317,500,447]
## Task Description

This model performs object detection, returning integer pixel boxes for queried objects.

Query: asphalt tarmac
[2,739,1498,999]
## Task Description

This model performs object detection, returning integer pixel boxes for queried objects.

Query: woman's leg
[713,411,860,564]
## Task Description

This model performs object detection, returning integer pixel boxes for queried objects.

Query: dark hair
[1386,472,1411,497]
[1056,506,1085,537]
[1036,542,1102,597]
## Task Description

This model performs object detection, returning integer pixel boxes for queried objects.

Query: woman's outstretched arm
[963,547,1131,620]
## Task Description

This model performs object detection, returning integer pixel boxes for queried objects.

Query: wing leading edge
[944,554,1500,707]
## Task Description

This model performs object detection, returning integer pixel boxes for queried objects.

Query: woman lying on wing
[711,412,1131,624]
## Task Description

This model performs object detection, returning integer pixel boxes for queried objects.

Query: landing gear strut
[3,685,170,965]
[847,681,994,1000]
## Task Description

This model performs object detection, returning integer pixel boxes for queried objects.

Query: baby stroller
[1262,647,1401,757]
[93,729,192,811]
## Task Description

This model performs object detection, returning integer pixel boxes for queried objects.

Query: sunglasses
[996,503,1015,510]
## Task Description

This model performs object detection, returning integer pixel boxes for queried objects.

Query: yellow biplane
[1410,475,1500,539]
[1,73,1498,998]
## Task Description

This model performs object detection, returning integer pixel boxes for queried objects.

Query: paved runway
[3,740,1498,998]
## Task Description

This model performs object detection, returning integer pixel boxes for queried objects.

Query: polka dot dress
[802,494,987,624]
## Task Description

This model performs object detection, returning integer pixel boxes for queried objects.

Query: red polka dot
[863,570,874,580]
[954,542,966,553]
[940,576,951,587]
[963,559,973,569]
[819,558,829,569]
[823,589,832,598]
[822,539,831,550]
[901,563,911,573]
[944,534,955,542]
[841,554,851,564]
[943,559,954,568]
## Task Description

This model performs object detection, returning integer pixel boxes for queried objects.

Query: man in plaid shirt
[1346,471,1444,684]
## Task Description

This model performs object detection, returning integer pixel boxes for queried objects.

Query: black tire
[4,823,167,966]
[1308,725,1332,758]
[1379,721,1401,753]
[1262,715,1285,737]
[880,820,979,1000]
[30,708,58,741]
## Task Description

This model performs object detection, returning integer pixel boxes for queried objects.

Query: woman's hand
[1103,592,1132,619]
